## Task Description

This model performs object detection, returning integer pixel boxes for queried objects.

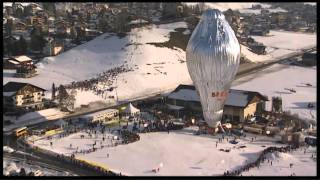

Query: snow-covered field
[232,64,317,122]
[244,30,316,63]
[239,7,287,15]
[4,108,68,132]
[253,30,316,51]
[31,126,316,176]
[185,3,266,11]
[241,147,317,176]
[3,22,192,103]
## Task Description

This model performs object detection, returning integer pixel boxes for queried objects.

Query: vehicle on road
[14,127,28,137]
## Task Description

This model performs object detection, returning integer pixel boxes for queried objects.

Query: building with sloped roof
[3,81,46,111]
[166,84,268,123]
[6,55,37,78]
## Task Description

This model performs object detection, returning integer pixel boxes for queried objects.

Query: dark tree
[19,168,26,176]
[30,27,47,52]
[52,83,56,100]
[57,85,69,105]
[17,35,28,55]
[15,7,24,18]
[5,18,13,36]
[5,38,15,56]
[42,2,56,16]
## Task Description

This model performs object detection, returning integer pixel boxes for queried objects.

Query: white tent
[123,103,140,116]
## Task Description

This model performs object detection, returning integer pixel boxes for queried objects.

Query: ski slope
[232,64,317,122]
[3,22,192,101]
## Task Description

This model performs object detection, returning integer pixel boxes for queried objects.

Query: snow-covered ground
[3,108,68,132]
[73,89,110,108]
[239,7,287,15]
[232,64,317,122]
[253,30,316,51]
[241,147,317,176]
[244,30,316,63]
[31,126,316,176]
[3,22,192,103]
[184,3,267,11]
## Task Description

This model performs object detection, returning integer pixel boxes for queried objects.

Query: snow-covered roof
[3,2,12,7]
[48,17,55,21]
[12,55,32,62]
[123,103,140,114]
[85,28,102,33]
[167,104,184,110]
[167,85,268,108]
[168,89,200,102]
[3,81,46,93]
[8,60,20,65]
[128,19,148,25]
[3,92,16,97]
[225,90,252,107]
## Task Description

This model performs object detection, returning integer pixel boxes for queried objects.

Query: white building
[122,103,140,117]
[83,109,119,123]
[3,82,46,111]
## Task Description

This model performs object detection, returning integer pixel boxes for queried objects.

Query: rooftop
[11,55,32,62]
[83,109,119,118]
[3,81,46,94]
[167,84,268,108]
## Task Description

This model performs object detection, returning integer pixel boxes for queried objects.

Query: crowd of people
[223,145,300,176]
[55,153,121,176]
[61,64,134,99]
[121,130,140,144]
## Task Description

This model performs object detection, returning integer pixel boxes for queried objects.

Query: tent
[123,103,140,116]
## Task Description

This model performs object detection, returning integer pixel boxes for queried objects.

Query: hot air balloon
[186,9,240,128]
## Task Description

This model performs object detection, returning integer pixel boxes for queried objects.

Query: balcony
[22,96,34,100]
[22,101,35,105]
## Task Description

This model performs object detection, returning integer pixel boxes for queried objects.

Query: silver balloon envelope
[186,9,241,128]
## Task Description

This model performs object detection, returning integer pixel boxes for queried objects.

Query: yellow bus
[15,127,27,137]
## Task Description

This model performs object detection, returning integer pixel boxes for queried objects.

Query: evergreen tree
[15,7,24,19]
[5,37,14,56]
[58,85,69,105]
[17,35,28,55]
[30,27,47,52]
[52,83,56,100]
[42,3,56,16]
[19,168,26,176]
[5,18,13,36]
[70,26,78,40]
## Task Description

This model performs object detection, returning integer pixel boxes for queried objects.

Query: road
[3,152,75,176]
